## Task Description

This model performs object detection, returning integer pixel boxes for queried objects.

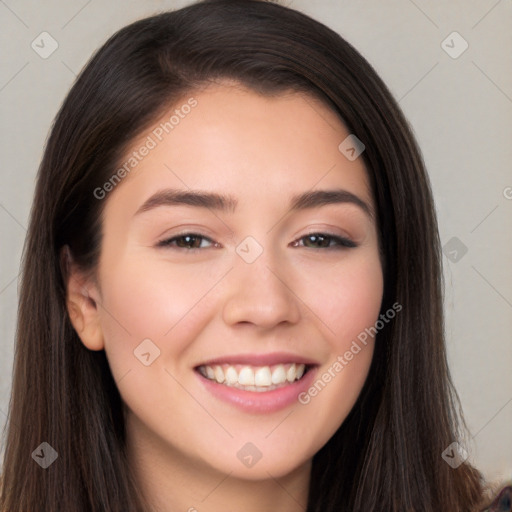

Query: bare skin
[66,82,383,512]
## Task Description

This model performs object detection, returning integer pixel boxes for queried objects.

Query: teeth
[286,363,297,382]
[255,366,272,386]
[214,365,225,383]
[225,366,238,385]
[205,366,215,380]
[238,367,255,386]
[271,364,286,384]
[198,363,307,391]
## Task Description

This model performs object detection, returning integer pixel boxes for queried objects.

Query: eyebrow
[134,188,373,219]
[290,189,373,218]
[134,189,238,216]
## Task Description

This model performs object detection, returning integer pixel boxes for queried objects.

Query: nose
[221,247,302,329]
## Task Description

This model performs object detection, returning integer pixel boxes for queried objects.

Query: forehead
[103,83,372,217]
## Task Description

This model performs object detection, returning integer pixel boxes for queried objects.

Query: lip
[195,363,319,414]
[196,352,319,367]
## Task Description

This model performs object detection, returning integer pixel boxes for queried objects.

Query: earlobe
[61,246,105,351]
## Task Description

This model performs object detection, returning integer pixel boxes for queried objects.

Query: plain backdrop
[0,0,511,484]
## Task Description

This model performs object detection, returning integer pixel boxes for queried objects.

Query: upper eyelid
[157,231,356,247]
[292,233,357,248]
[157,232,217,248]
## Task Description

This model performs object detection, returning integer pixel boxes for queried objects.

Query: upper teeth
[198,363,306,389]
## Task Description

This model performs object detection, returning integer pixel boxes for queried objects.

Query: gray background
[1,0,511,483]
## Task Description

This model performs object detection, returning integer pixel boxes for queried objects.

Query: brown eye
[157,233,216,249]
[294,233,357,249]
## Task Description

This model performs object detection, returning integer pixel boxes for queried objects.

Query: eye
[157,233,218,250]
[291,232,357,249]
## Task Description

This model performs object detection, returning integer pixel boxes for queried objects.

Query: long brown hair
[1,0,487,510]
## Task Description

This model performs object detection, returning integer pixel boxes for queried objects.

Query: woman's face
[77,83,383,480]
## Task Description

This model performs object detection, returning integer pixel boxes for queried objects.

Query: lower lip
[195,366,318,413]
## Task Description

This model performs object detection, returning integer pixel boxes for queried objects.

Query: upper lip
[195,352,319,367]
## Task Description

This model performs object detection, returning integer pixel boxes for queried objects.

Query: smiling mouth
[196,363,311,392]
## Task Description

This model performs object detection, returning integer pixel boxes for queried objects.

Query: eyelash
[156,232,357,251]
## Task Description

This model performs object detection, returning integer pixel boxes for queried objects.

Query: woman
[0,0,507,510]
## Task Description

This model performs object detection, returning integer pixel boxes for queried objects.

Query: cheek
[291,251,383,439]
[95,256,228,434]
[96,254,228,375]
[292,251,384,346]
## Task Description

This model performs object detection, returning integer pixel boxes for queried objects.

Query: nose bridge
[221,236,301,327]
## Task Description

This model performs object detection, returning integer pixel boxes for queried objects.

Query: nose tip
[221,256,301,329]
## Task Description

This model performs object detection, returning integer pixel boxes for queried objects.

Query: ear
[61,245,104,351]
